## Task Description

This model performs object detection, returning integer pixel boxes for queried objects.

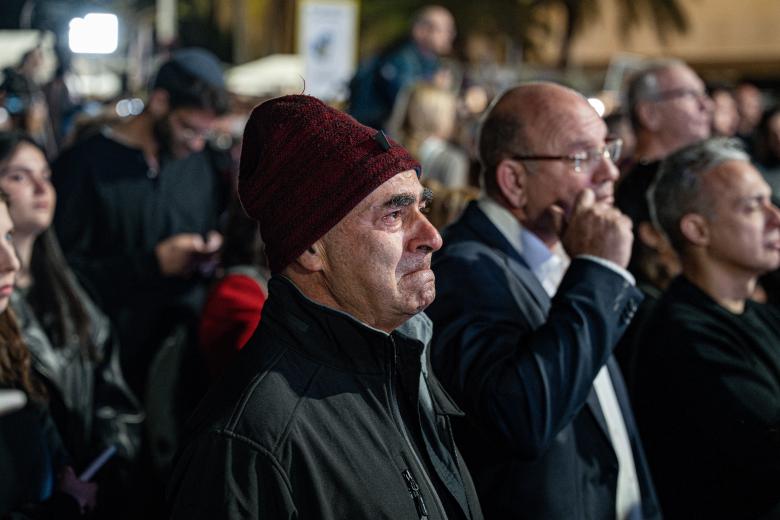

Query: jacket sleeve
[168,431,296,519]
[51,145,162,296]
[428,250,641,459]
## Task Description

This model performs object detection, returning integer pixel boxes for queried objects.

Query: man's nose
[700,93,715,114]
[409,211,443,254]
[766,202,780,227]
[591,154,619,185]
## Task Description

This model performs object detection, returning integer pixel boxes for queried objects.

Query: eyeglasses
[649,88,709,104]
[511,137,622,173]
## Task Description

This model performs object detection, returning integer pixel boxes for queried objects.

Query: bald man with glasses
[427,82,661,519]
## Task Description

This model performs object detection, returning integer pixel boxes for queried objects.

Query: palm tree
[359,0,688,68]
[550,0,689,67]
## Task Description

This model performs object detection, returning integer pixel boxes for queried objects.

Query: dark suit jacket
[427,202,661,519]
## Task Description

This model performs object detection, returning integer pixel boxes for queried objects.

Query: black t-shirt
[633,276,780,518]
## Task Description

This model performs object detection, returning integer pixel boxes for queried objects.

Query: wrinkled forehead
[532,98,607,151]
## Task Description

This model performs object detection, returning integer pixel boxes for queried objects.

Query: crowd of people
[1,3,780,519]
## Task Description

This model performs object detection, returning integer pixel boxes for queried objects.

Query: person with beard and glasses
[50,49,229,398]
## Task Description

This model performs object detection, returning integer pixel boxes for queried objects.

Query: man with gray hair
[616,60,712,286]
[612,60,713,389]
[633,137,780,518]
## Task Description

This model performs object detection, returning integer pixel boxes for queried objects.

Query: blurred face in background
[711,89,739,137]
[157,107,217,159]
[0,142,54,239]
[736,83,763,135]
[651,65,713,147]
[413,7,456,56]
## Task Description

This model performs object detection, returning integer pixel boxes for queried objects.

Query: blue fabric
[427,201,661,519]
[348,40,439,129]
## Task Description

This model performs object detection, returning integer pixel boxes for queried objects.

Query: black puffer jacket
[168,276,483,519]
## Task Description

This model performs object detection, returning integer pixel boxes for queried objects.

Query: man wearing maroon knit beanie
[168,95,483,520]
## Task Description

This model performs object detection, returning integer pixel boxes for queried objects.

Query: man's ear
[146,89,170,118]
[293,243,325,272]
[495,159,527,209]
[638,221,664,249]
[679,213,709,246]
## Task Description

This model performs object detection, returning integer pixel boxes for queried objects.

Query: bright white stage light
[69,13,118,54]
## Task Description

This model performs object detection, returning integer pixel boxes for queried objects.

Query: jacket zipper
[403,469,430,520]
[388,336,448,519]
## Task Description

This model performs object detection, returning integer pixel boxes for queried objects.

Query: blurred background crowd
[0,0,779,518]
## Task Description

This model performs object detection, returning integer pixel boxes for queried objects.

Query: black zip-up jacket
[167,276,483,519]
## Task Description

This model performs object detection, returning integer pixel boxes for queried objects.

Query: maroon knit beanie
[238,95,421,273]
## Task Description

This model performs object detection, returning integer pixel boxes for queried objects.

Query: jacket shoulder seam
[272,364,324,454]
[226,344,288,429]
[215,429,294,495]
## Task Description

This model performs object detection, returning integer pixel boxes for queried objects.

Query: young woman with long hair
[0,132,142,497]
[0,189,96,517]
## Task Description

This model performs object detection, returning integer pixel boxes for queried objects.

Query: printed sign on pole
[297,0,359,102]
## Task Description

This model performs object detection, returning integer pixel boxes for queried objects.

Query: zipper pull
[403,469,430,519]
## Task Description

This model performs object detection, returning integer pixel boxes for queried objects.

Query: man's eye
[384,210,402,222]
[420,205,431,214]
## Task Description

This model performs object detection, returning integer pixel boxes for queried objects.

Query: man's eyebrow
[382,192,417,208]
[378,188,434,209]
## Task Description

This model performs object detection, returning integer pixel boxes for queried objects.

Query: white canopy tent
[225,54,305,98]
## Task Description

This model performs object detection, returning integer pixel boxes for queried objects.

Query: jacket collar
[444,201,528,268]
[442,201,551,313]
[260,275,433,376]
